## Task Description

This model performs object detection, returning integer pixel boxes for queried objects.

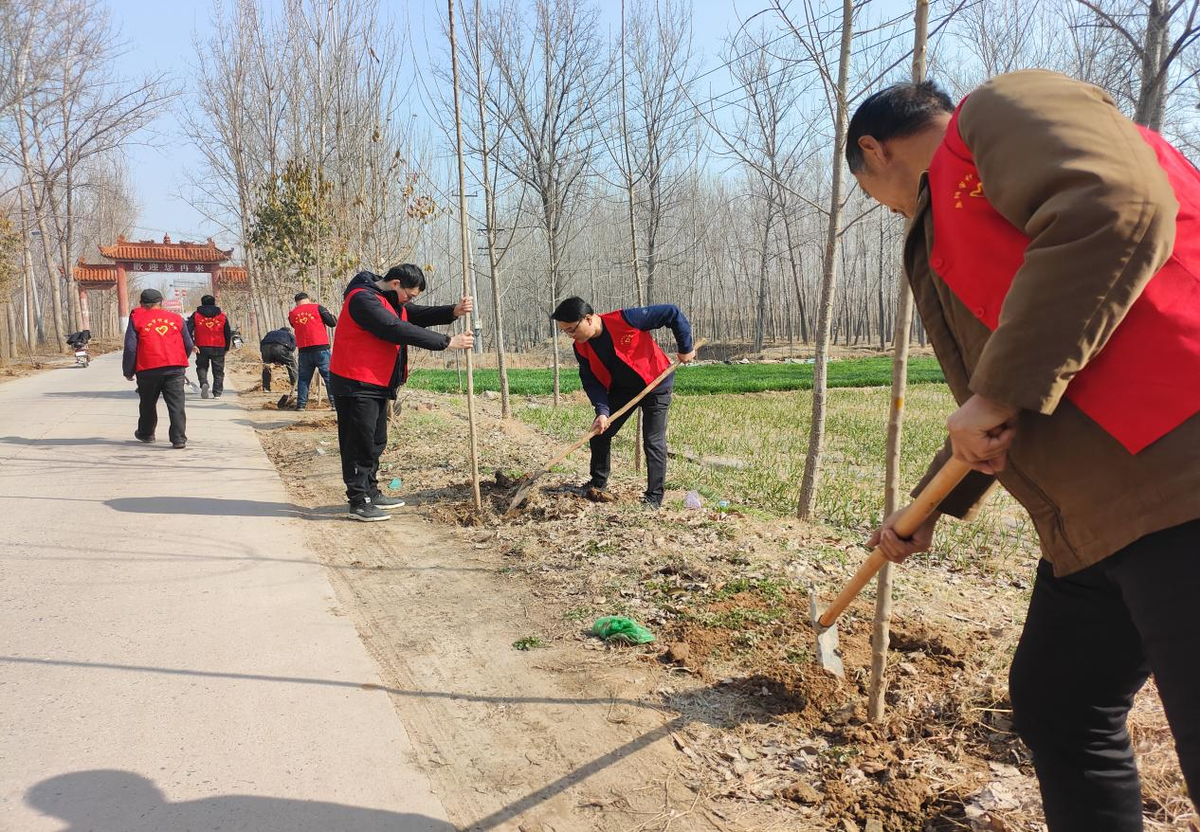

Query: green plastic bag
[591,616,655,645]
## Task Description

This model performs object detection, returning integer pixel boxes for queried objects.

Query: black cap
[140,288,163,304]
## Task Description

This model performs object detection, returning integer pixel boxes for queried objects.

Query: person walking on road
[850,70,1200,830]
[123,288,196,449]
[288,291,337,410]
[551,296,695,508]
[329,264,474,521]
[186,294,233,399]
[259,326,297,393]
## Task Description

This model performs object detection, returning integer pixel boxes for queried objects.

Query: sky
[106,0,914,257]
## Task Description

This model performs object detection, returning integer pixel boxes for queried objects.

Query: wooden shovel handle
[817,456,972,628]
[529,338,708,479]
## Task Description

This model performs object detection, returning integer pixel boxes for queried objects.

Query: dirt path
[232,385,736,831]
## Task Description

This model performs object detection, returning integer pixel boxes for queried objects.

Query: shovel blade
[504,474,538,515]
[810,590,845,678]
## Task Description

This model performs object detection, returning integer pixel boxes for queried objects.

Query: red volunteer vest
[192,311,227,348]
[289,302,329,348]
[574,310,671,390]
[130,307,189,372]
[329,288,406,386]
[927,104,1200,454]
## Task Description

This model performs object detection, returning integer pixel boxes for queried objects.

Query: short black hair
[294,292,309,303]
[551,296,594,323]
[383,263,426,291]
[201,294,216,306]
[845,81,954,173]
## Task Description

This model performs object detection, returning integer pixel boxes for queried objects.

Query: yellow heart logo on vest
[155,325,169,335]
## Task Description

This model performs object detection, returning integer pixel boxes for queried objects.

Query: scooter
[65,330,91,368]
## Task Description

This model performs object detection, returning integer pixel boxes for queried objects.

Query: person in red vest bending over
[186,294,233,399]
[123,288,197,449]
[849,71,1200,828]
[551,296,695,508]
[329,265,474,522]
[289,291,338,410]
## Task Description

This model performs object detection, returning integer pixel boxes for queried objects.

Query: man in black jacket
[259,326,297,392]
[329,265,474,521]
[186,295,233,399]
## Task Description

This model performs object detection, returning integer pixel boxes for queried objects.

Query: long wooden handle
[817,456,972,628]
[530,338,708,479]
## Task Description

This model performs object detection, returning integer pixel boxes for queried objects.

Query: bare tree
[448,0,483,510]
[787,0,854,521]
[869,0,928,725]
[1076,0,1200,129]
[482,0,605,404]
[0,0,168,347]
[186,0,438,337]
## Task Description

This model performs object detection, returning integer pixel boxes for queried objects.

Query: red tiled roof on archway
[71,260,118,287]
[99,233,232,263]
[217,266,248,284]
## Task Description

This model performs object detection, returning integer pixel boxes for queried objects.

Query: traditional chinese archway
[71,234,248,330]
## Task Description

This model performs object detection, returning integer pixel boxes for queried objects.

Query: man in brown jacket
[849,70,1200,830]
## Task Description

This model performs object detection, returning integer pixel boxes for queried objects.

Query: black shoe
[348,500,390,522]
[172,441,187,450]
[641,496,663,509]
[370,493,406,510]
[200,384,211,399]
[212,392,221,399]
[134,433,154,443]
[293,403,306,411]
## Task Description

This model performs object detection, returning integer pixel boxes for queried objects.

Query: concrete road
[0,354,451,831]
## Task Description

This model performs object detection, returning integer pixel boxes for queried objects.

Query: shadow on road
[104,496,321,519]
[42,390,135,399]
[3,655,763,830]
[25,770,453,831]
[0,435,141,448]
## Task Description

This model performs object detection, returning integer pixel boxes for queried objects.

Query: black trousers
[260,344,297,391]
[1009,519,1200,831]
[589,386,671,502]
[334,395,391,505]
[135,371,186,445]
[195,347,226,395]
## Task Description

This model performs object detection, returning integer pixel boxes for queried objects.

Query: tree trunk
[619,0,647,471]
[1135,0,1170,130]
[797,0,853,520]
[754,197,776,353]
[869,0,927,724]
[448,0,482,510]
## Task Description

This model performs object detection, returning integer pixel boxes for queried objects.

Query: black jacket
[329,271,457,399]
[260,328,296,351]
[187,304,233,351]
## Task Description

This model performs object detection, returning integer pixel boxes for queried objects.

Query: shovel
[277,377,297,409]
[810,456,972,677]
[505,338,706,515]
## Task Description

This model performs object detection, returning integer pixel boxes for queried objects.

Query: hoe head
[504,474,538,516]
[809,589,844,678]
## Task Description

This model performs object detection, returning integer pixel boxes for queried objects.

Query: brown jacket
[908,70,1200,576]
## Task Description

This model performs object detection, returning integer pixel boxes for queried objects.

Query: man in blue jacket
[551,296,695,507]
